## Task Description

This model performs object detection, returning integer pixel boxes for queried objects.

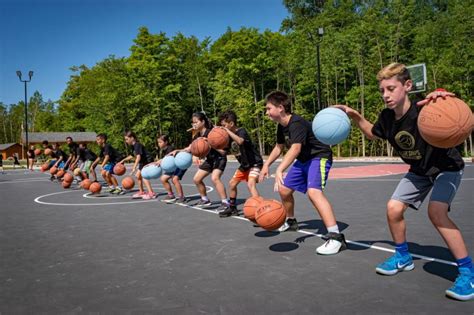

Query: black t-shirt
[372,101,464,176]
[133,142,153,165]
[193,127,226,161]
[78,147,97,162]
[27,149,35,159]
[229,128,263,170]
[68,142,79,157]
[99,143,120,163]
[54,149,68,161]
[160,145,175,159]
[277,114,333,162]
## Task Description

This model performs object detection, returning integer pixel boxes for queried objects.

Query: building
[0,143,23,160]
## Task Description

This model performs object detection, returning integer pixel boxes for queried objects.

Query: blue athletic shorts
[103,162,115,174]
[283,157,332,194]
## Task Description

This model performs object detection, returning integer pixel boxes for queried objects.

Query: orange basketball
[49,166,58,175]
[121,176,135,190]
[44,148,52,155]
[81,179,92,190]
[190,137,211,158]
[56,169,65,178]
[62,180,72,189]
[89,182,102,194]
[243,196,265,222]
[418,97,474,148]
[41,163,49,172]
[113,163,126,176]
[255,199,287,231]
[34,148,42,155]
[63,172,73,183]
[208,127,230,150]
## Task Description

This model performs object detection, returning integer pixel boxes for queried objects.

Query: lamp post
[316,27,324,110]
[16,70,33,169]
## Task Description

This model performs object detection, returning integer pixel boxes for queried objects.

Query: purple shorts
[283,157,332,194]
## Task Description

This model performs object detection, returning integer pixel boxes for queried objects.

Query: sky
[0,0,288,106]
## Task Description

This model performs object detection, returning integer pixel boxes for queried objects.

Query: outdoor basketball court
[1,161,473,313]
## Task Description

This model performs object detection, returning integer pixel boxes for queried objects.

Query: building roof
[22,132,97,143]
[0,143,21,151]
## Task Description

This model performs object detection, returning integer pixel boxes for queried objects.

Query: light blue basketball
[161,155,177,173]
[312,108,351,145]
[174,151,193,170]
[141,164,162,180]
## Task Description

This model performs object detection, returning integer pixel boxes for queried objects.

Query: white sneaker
[316,232,347,255]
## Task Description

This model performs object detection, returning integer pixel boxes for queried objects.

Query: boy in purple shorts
[259,91,347,255]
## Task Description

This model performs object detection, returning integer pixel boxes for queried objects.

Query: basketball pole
[16,70,34,170]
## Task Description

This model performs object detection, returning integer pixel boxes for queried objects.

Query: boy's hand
[259,165,269,183]
[417,89,455,106]
[331,105,358,118]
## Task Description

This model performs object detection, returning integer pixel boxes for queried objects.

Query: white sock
[327,225,339,234]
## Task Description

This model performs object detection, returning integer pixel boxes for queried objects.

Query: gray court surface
[1,162,473,314]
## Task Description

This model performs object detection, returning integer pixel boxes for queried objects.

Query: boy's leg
[247,167,261,197]
[172,176,185,198]
[307,188,337,228]
[193,169,212,207]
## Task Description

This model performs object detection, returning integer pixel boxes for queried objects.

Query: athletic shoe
[276,218,298,232]
[111,187,124,195]
[445,268,474,301]
[195,199,212,208]
[142,192,157,200]
[169,196,188,204]
[106,187,115,193]
[219,205,239,217]
[162,195,177,203]
[316,232,347,255]
[375,252,414,276]
[132,191,147,199]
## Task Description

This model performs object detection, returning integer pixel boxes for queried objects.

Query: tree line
[1,0,472,157]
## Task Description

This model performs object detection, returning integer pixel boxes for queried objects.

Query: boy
[92,133,122,194]
[78,143,98,182]
[218,110,263,217]
[51,143,69,180]
[335,62,472,301]
[259,91,346,255]
[65,136,79,170]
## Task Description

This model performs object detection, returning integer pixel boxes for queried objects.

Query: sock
[202,196,209,202]
[327,225,340,234]
[168,192,175,197]
[222,199,230,205]
[395,242,409,257]
[456,256,473,273]
[230,198,237,206]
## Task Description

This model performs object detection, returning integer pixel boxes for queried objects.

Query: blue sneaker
[375,252,414,276]
[445,268,474,301]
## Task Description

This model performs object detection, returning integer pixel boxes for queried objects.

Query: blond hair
[376,63,411,83]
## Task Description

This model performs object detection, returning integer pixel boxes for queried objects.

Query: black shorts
[199,155,227,173]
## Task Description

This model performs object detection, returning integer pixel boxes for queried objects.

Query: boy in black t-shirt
[65,137,79,171]
[336,63,472,301]
[77,143,97,182]
[218,110,263,217]
[92,133,121,194]
[260,91,347,255]
[120,131,156,199]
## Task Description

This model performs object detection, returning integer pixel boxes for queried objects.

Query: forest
[1,0,472,157]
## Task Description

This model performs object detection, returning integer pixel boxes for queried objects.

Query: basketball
[44,148,52,155]
[161,155,177,173]
[208,127,230,149]
[49,166,58,175]
[418,97,474,148]
[73,168,82,176]
[255,199,287,231]
[81,179,92,190]
[174,151,193,170]
[41,163,49,172]
[312,107,351,145]
[122,176,135,190]
[243,196,265,222]
[63,172,73,183]
[34,148,41,155]
[190,137,211,158]
[62,180,72,189]
[113,163,126,176]
[89,182,102,194]
[141,163,162,179]
[56,169,65,178]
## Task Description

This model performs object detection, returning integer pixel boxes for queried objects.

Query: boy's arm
[274,143,301,191]
[119,155,134,164]
[333,105,377,140]
[259,144,284,182]
[223,128,244,145]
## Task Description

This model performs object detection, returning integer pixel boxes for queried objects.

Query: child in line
[27,145,36,171]
[77,143,98,182]
[157,134,187,203]
[51,143,69,181]
[92,133,122,194]
[259,91,346,255]
[335,62,472,301]
[218,110,263,217]
[119,131,156,199]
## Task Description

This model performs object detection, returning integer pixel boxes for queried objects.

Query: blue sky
[0,0,288,106]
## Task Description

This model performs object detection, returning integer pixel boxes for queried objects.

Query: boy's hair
[96,133,107,141]
[218,110,237,124]
[265,91,292,114]
[66,136,73,141]
[42,140,49,146]
[124,130,137,140]
[376,63,411,84]
[192,112,213,129]
[158,134,170,144]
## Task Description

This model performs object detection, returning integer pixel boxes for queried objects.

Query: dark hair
[192,112,213,129]
[66,136,73,141]
[158,134,170,144]
[124,131,137,140]
[265,91,292,114]
[218,110,237,124]
[42,140,49,145]
[79,142,87,148]
[97,133,107,141]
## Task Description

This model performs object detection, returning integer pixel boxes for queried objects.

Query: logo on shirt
[395,131,415,150]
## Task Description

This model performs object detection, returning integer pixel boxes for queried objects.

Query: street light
[16,70,34,169]
[316,27,324,110]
